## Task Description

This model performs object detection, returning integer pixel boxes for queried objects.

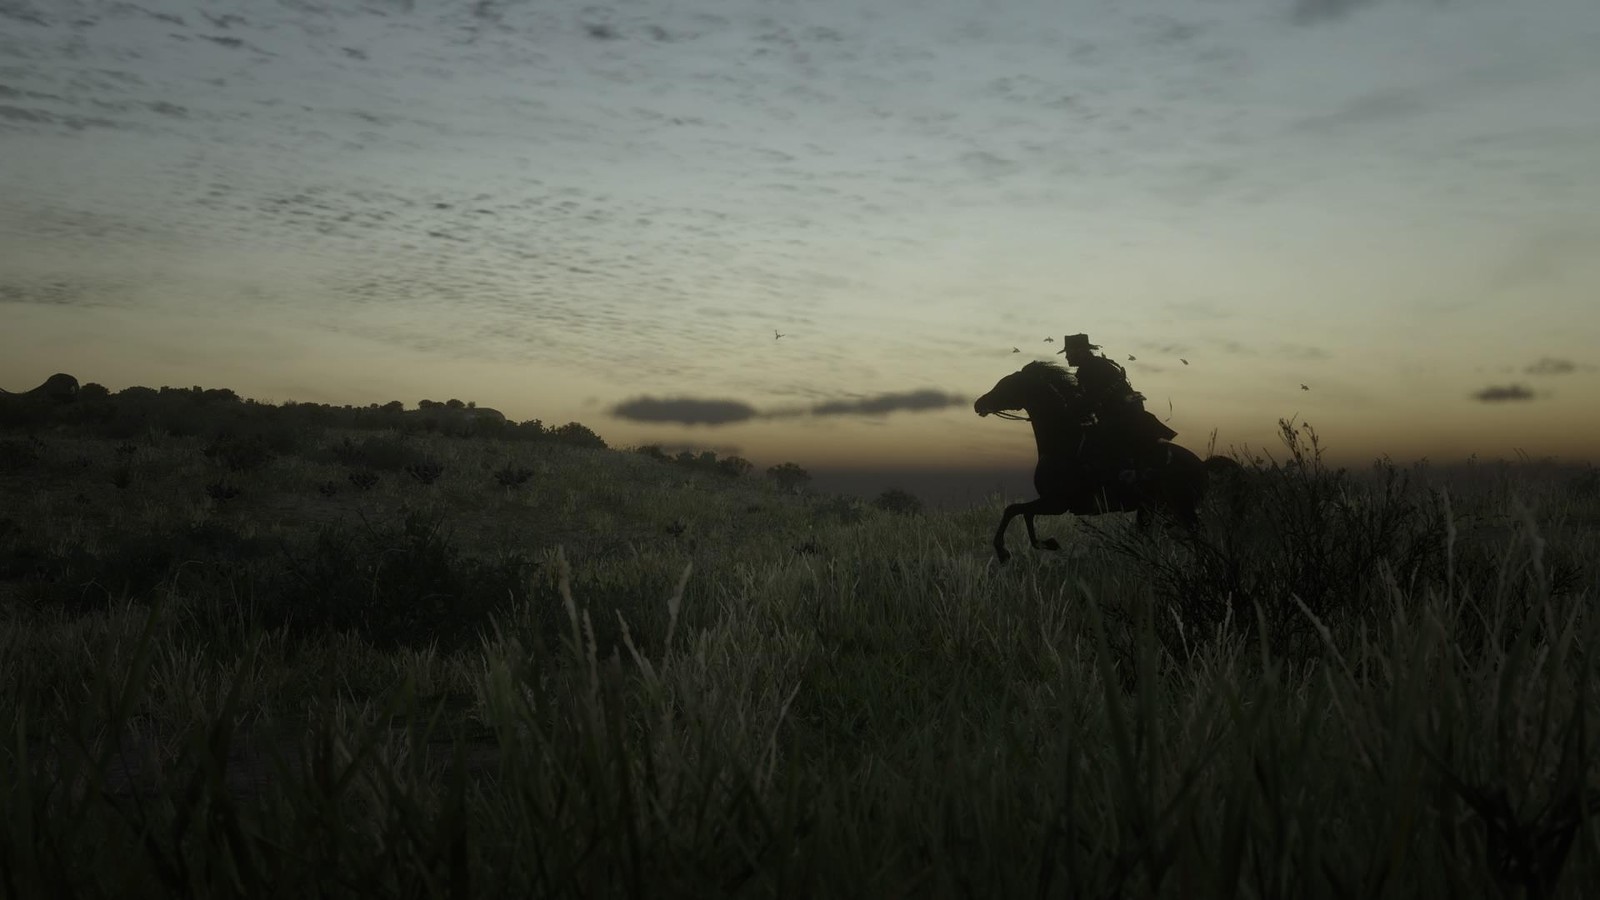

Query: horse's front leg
[992,503,1026,563]
[998,490,1075,560]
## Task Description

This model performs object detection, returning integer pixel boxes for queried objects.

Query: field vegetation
[1,385,1597,898]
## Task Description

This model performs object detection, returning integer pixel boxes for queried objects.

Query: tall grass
[0,421,1596,897]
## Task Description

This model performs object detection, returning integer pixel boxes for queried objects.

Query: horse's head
[975,361,1082,418]
[974,369,1030,417]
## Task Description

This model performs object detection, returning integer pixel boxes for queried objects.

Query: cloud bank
[1524,357,1586,376]
[609,397,759,426]
[1472,384,1535,403]
[610,388,968,426]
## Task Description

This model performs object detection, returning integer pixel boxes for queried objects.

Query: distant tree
[79,382,111,401]
[767,462,811,492]
[636,444,669,462]
[418,399,441,409]
[381,400,405,413]
[551,421,607,449]
[509,418,547,441]
[668,450,719,473]
[446,398,466,410]
[717,455,753,478]
[872,488,924,516]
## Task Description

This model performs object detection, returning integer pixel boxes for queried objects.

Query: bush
[1098,419,1448,652]
[551,422,607,449]
[0,520,274,613]
[328,434,419,471]
[872,488,924,516]
[717,455,753,478]
[767,462,811,492]
[202,434,274,473]
[812,495,866,525]
[0,438,42,473]
[263,510,537,649]
[635,444,670,463]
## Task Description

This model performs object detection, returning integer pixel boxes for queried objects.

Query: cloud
[1276,342,1330,361]
[608,396,759,426]
[1291,0,1381,26]
[1524,357,1582,376]
[809,389,968,417]
[608,388,969,426]
[1486,226,1594,295]
[1472,384,1535,403]
[1291,87,1432,134]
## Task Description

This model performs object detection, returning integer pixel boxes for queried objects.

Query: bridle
[988,371,1086,424]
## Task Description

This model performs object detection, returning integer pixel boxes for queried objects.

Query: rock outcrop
[0,373,80,402]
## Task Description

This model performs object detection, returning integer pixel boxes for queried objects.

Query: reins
[985,364,1096,426]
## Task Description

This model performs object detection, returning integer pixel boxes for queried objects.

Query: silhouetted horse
[974,361,1237,563]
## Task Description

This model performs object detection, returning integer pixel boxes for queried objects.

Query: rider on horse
[1058,333,1177,483]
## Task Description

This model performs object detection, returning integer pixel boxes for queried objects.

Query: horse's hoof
[1039,538,1061,551]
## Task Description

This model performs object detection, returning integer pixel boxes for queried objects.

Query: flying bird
[1012,347,1020,353]
[1301,383,1310,391]
[1180,358,1189,365]
[1043,337,1054,343]
[774,330,785,340]
[1127,354,1136,361]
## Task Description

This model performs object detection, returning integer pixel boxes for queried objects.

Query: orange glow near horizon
[4,301,1595,474]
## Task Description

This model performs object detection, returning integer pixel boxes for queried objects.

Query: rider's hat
[1058,333,1100,355]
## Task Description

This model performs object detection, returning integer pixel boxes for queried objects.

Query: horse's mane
[1020,360,1082,398]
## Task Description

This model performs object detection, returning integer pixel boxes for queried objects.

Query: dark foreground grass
[1,418,1598,898]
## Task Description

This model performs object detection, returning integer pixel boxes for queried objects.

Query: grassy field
[1,396,1597,898]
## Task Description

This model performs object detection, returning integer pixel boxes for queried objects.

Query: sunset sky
[3,0,1598,481]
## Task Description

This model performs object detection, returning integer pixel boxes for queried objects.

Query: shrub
[813,495,866,524]
[202,434,274,473]
[406,460,445,485]
[767,462,811,492]
[1570,465,1600,499]
[0,438,42,473]
[717,455,753,478]
[635,444,670,463]
[328,434,418,471]
[1098,419,1448,652]
[551,422,607,449]
[0,520,273,613]
[494,465,534,488]
[263,510,536,649]
[872,488,924,516]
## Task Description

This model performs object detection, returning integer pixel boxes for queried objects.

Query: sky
[3,0,1598,485]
